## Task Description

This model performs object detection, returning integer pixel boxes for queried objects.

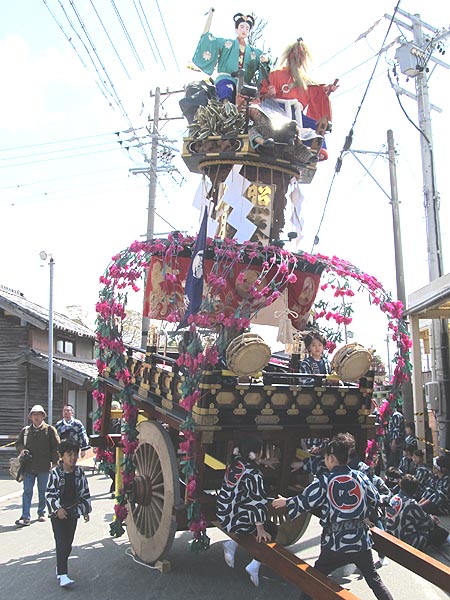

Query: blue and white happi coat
[385,491,433,550]
[421,473,450,515]
[286,465,380,552]
[46,464,92,518]
[55,418,90,450]
[216,460,268,533]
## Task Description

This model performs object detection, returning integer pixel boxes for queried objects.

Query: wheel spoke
[143,444,151,475]
[149,452,161,480]
[135,448,144,474]
[152,467,163,485]
[149,503,160,535]
[152,496,164,518]
[152,490,165,501]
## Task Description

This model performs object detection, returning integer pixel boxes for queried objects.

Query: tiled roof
[27,350,97,385]
[0,285,95,338]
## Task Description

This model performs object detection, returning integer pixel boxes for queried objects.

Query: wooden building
[0,285,97,470]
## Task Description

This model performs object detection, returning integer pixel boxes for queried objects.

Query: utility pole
[137,87,185,349]
[386,130,414,422]
[390,9,450,446]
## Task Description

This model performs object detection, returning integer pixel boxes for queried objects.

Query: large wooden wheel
[126,421,180,563]
[271,509,312,546]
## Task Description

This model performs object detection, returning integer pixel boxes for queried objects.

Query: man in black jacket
[15,404,60,526]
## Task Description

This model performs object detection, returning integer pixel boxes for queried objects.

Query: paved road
[1,470,449,600]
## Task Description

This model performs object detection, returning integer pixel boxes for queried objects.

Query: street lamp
[40,251,54,424]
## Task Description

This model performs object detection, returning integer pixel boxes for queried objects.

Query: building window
[56,338,74,355]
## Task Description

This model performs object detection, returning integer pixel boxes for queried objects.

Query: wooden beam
[371,527,450,593]
[234,534,360,600]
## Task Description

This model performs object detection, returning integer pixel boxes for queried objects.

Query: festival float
[90,9,412,567]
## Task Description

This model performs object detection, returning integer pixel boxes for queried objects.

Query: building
[0,285,97,470]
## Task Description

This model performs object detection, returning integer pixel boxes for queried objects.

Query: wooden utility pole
[390,8,450,445]
[138,87,185,349]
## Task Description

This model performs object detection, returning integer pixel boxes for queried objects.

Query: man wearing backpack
[15,405,60,527]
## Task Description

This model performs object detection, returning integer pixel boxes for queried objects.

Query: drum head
[226,334,271,377]
[331,344,371,382]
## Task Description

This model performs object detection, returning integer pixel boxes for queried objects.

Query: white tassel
[274,291,298,345]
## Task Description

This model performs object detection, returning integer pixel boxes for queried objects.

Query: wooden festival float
[89,42,418,594]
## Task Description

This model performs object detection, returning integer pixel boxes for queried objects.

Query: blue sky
[1,1,449,361]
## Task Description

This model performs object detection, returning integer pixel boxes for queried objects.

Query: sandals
[15,518,30,527]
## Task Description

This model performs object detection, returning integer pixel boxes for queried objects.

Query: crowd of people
[217,425,450,599]
[12,347,450,597]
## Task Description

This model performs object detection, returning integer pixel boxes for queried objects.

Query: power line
[0,131,118,152]
[110,0,145,71]
[311,1,402,252]
[132,0,160,65]
[154,0,180,71]
[89,0,132,79]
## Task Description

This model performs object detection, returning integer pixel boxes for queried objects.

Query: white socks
[223,539,238,568]
[245,559,261,587]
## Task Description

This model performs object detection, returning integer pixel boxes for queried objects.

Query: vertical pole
[410,314,426,448]
[386,336,392,380]
[413,16,449,447]
[141,87,161,349]
[387,130,413,421]
[48,257,54,425]
[387,130,406,306]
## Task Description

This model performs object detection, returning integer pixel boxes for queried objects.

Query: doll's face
[236,22,250,41]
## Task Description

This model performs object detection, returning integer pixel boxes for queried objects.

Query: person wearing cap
[15,404,60,527]
[419,455,450,515]
[192,12,269,103]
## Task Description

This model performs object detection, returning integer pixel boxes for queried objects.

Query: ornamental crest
[250,52,256,60]
[224,40,232,49]
[202,51,212,61]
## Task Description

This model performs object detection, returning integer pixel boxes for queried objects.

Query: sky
[1,1,449,365]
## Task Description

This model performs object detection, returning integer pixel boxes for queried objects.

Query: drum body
[226,333,271,377]
[330,343,372,382]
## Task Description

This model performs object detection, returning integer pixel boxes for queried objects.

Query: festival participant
[412,449,434,498]
[273,433,394,600]
[399,444,417,476]
[55,404,90,459]
[46,440,91,587]
[419,455,450,515]
[260,38,338,159]
[404,421,419,451]
[386,405,405,468]
[192,13,269,103]
[386,475,450,550]
[384,466,402,498]
[216,435,277,587]
[300,332,331,379]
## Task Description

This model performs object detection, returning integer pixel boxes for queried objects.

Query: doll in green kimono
[192,12,269,103]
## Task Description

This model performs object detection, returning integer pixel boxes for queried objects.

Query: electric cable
[132,0,159,65]
[89,0,132,79]
[42,0,114,107]
[155,0,180,71]
[311,0,402,252]
[110,0,145,71]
